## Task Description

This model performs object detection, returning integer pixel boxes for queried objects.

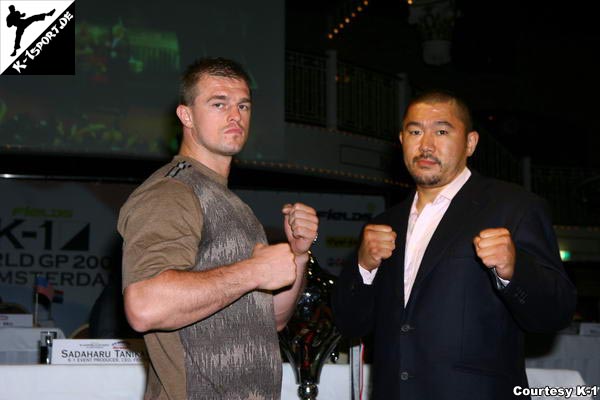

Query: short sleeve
[118,178,203,289]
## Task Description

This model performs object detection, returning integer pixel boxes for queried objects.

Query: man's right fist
[252,243,297,291]
[358,224,396,271]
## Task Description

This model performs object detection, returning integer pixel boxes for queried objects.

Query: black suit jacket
[332,172,576,400]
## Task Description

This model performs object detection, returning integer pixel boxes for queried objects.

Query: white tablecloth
[0,363,590,400]
[526,334,600,388]
[526,368,592,399]
[0,364,147,400]
[0,327,65,364]
[1,331,597,399]
[0,363,341,400]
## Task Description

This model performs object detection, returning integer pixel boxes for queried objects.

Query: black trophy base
[298,381,318,400]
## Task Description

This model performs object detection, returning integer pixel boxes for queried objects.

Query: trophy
[279,252,342,400]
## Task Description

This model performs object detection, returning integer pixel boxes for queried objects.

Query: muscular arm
[272,203,319,331]
[118,179,296,333]
[272,252,308,331]
[124,245,295,332]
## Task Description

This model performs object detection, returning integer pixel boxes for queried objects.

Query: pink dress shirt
[359,168,473,306]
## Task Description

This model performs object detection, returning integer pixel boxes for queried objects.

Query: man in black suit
[332,90,576,400]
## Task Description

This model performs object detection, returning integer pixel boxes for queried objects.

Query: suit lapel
[388,195,412,304]
[408,173,487,304]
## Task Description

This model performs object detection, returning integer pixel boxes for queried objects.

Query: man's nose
[419,132,435,153]
[228,106,241,122]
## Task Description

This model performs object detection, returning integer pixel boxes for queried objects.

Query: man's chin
[222,146,245,156]
[412,173,441,187]
[220,149,242,156]
[220,140,247,156]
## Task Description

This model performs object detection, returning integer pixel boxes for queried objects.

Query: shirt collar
[438,167,471,202]
[410,167,472,214]
[173,155,228,187]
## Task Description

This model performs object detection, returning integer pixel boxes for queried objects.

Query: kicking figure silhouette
[6,5,55,57]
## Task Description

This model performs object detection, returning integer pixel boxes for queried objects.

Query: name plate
[0,313,33,327]
[51,339,148,365]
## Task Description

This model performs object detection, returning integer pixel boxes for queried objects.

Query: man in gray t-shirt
[118,57,318,400]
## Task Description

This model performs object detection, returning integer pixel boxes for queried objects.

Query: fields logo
[0,0,74,75]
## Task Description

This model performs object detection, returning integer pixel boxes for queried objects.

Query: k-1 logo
[0,0,74,75]
[0,218,90,251]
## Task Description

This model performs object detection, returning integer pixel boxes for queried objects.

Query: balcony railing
[284,49,600,226]
[285,51,327,126]
[336,61,400,141]
[532,166,600,226]
[469,126,522,185]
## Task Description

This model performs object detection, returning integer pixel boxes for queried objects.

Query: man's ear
[399,130,404,145]
[176,105,193,128]
[466,130,479,156]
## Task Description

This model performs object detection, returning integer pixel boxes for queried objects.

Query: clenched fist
[358,224,397,271]
[473,228,516,280]
[251,243,297,290]
[282,203,319,255]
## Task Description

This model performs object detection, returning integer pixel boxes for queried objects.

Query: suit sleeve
[498,196,576,332]
[332,251,377,339]
[332,212,390,339]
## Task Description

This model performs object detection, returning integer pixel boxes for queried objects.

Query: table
[0,327,65,364]
[0,363,339,400]
[0,363,590,400]
[526,368,592,399]
[0,364,146,400]
[526,333,600,388]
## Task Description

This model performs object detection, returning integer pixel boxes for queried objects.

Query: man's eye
[212,103,225,109]
[239,104,251,111]
[408,130,421,135]
[436,130,448,135]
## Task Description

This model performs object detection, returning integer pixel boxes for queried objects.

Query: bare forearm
[273,252,309,331]
[124,261,259,332]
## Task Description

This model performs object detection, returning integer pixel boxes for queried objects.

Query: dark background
[287,0,600,169]
[3,0,598,169]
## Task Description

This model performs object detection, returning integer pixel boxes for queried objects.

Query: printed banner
[0,179,135,336]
